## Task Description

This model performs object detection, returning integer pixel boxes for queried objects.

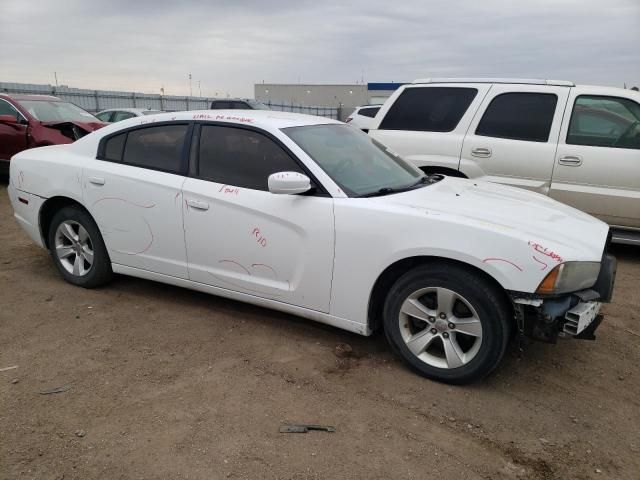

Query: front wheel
[383,263,511,384]
[48,206,113,288]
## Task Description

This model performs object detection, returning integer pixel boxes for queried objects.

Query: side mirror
[0,114,21,126]
[268,172,311,195]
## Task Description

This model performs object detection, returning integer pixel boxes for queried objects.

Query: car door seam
[549,87,573,185]
[457,84,494,173]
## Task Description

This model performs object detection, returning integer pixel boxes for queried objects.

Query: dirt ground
[1,181,639,480]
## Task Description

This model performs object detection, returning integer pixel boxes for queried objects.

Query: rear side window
[379,87,477,132]
[122,124,188,173]
[103,133,126,161]
[567,95,640,149]
[476,93,557,142]
[95,111,112,122]
[359,107,380,118]
[113,111,136,122]
[198,125,304,191]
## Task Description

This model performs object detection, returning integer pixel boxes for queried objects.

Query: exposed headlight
[536,262,601,295]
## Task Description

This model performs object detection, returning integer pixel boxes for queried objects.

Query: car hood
[41,120,107,132]
[369,177,609,260]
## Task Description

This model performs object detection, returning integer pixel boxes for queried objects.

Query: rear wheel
[383,263,511,384]
[48,206,113,288]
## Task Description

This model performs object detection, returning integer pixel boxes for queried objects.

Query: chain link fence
[264,101,339,119]
[0,82,340,120]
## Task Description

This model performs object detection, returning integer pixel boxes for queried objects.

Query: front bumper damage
[510,253,616,343]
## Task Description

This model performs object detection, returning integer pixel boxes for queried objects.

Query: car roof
[98,108,161,114]
[0,93,63,101]
[412,78,575,87]
[68,109,342,156]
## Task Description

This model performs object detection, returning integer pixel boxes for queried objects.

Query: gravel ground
[1,181,639,480]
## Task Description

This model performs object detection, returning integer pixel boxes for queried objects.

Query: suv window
[379,87,477,132]
[198,125,304,191]
[122,124,188,173]
[476,92,557,142]
[567,95,640,149]
[359,107,380,118]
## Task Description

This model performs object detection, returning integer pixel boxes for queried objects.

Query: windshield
[248,100,271,110]
[18,100,98,123]
[283,124,423,196]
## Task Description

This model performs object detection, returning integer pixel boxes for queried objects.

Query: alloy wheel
[398,287,483,369]
[54,220,94,277]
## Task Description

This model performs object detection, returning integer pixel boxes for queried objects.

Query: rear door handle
[471,147,492,158]
[88,176,105,185]
[186,199,209,211]
[558,155,583,166]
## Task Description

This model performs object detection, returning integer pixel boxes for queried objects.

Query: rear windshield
[19,100,98,123]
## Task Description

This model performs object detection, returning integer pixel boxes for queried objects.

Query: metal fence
[264,101,339,119]
[0,82,339,119]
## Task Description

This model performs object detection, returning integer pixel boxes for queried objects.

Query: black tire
[383,262,511,384]
[48,206,113,288]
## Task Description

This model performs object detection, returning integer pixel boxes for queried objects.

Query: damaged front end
[42,121,92,141]
[511,253,616,343]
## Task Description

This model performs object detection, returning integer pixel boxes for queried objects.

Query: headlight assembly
[536,262,601,295]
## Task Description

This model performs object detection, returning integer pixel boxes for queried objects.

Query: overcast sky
[2,0,639,98]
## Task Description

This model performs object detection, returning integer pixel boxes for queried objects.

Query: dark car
[210,98,271,110]
[0,94,107,174]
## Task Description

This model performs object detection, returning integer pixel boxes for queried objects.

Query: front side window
[18,100,98,123]
[567,95,640,149]
[122,124,188,173]
[379,87,477,132]
[476,92,558,142]
[0,100,20,118]
[198,125,304,191]
[284,124,423,197]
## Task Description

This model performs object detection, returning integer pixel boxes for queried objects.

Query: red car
[0,94,107,174]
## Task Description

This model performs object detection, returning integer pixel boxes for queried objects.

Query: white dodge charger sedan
[7,110,616,384]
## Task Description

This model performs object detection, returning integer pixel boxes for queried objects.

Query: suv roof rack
[412,78,575,87]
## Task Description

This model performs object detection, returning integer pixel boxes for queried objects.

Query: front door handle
[558,155,583,166]
[186,199,209,211]
[88,176,105,185]
[471,147,492,158]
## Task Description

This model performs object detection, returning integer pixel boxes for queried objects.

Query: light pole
[198,80,201,97]
[188,73,192,97]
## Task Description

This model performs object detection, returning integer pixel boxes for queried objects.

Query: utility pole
[188,73,192,97]
[54,72,58,87]
[198,80,201,97]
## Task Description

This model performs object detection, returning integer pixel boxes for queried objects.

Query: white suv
[346,105,382,131]
[369,78,640,244]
